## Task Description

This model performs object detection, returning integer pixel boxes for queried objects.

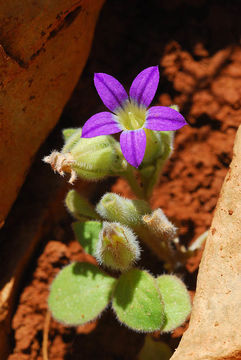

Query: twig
[43,310,51,360]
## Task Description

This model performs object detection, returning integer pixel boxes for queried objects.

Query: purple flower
[82,66,187,168]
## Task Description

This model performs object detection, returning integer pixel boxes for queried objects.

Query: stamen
[116,101,146,130]
[128,111,140,129]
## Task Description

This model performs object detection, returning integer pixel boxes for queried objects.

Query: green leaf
[138,335,172,360]
[156,275,191,332]
[112,269,165,332]
[73,221,102,256]
[48,262,116,325]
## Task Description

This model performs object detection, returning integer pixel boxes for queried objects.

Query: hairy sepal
[96,222,141,271]
[96,192,151,227]
[44,128,126,183]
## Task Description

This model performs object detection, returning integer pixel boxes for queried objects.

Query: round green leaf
[112,269,165,332]
[48,262,116,325]
[138,335,172,360]
[73,221,102,256]
[156,275,191,332]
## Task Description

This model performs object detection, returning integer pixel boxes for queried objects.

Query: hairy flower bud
[95,222,141,271]
[43,128,126,183]
[96,193,151,226]
[142,208,177,242]
[65,189,99,220]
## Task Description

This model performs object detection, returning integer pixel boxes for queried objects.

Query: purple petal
[120,130,146,168]
[82,112,121,138]
[94,73,128,112]
[145,106,187,131]
[129,66,159,107]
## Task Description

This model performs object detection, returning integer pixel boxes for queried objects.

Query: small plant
[44,66,197,335]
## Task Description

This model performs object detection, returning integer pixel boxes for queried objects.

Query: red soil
[8,0,241,359]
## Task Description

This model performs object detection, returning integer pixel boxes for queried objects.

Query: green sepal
[48,262,116,325]
[62,128,78,142]
[142,129,163,165]
[138,335,172,360]
[65,189,99,220]
[140,130,174,198]
[96,222,141,271]
[62,128,126,181]
[73,221,102,256]
[160,131,174,159]
[156,275,191,332]
[139,165,155,182]
[62,128,82,153]
[170,104,179,112]
[112,269,165,332]
[96,192,151,227]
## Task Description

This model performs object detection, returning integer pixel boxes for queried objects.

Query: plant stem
[43,310,51,360]
[124,167,147,200]
[144,157,166,199]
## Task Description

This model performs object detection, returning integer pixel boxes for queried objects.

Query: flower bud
[95,222,141,271]
[43,128,126,183]
[65,189,99,220]
[142,208,177,242]
[96,193,151,226]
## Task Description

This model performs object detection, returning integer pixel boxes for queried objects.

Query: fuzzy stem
[124,167,147,200]
[134,222,194,272]
[42,310,51,360]
[144,157,166,199]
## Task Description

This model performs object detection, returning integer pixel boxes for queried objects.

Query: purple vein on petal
[81,112,121,138]
[94,73,128,113]
[120,129,146,168]
[129,66,159,108]
[145,106,187,131]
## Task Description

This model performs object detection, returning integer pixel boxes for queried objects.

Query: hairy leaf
[48,262,116,325]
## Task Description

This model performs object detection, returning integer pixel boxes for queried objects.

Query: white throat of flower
[115,100,146,131]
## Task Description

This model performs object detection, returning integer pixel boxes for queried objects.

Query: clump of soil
[8,0,241,359]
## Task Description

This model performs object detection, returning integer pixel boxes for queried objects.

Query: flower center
[116,101,146,131]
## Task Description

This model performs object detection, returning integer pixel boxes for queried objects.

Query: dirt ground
[8,0,241,359]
